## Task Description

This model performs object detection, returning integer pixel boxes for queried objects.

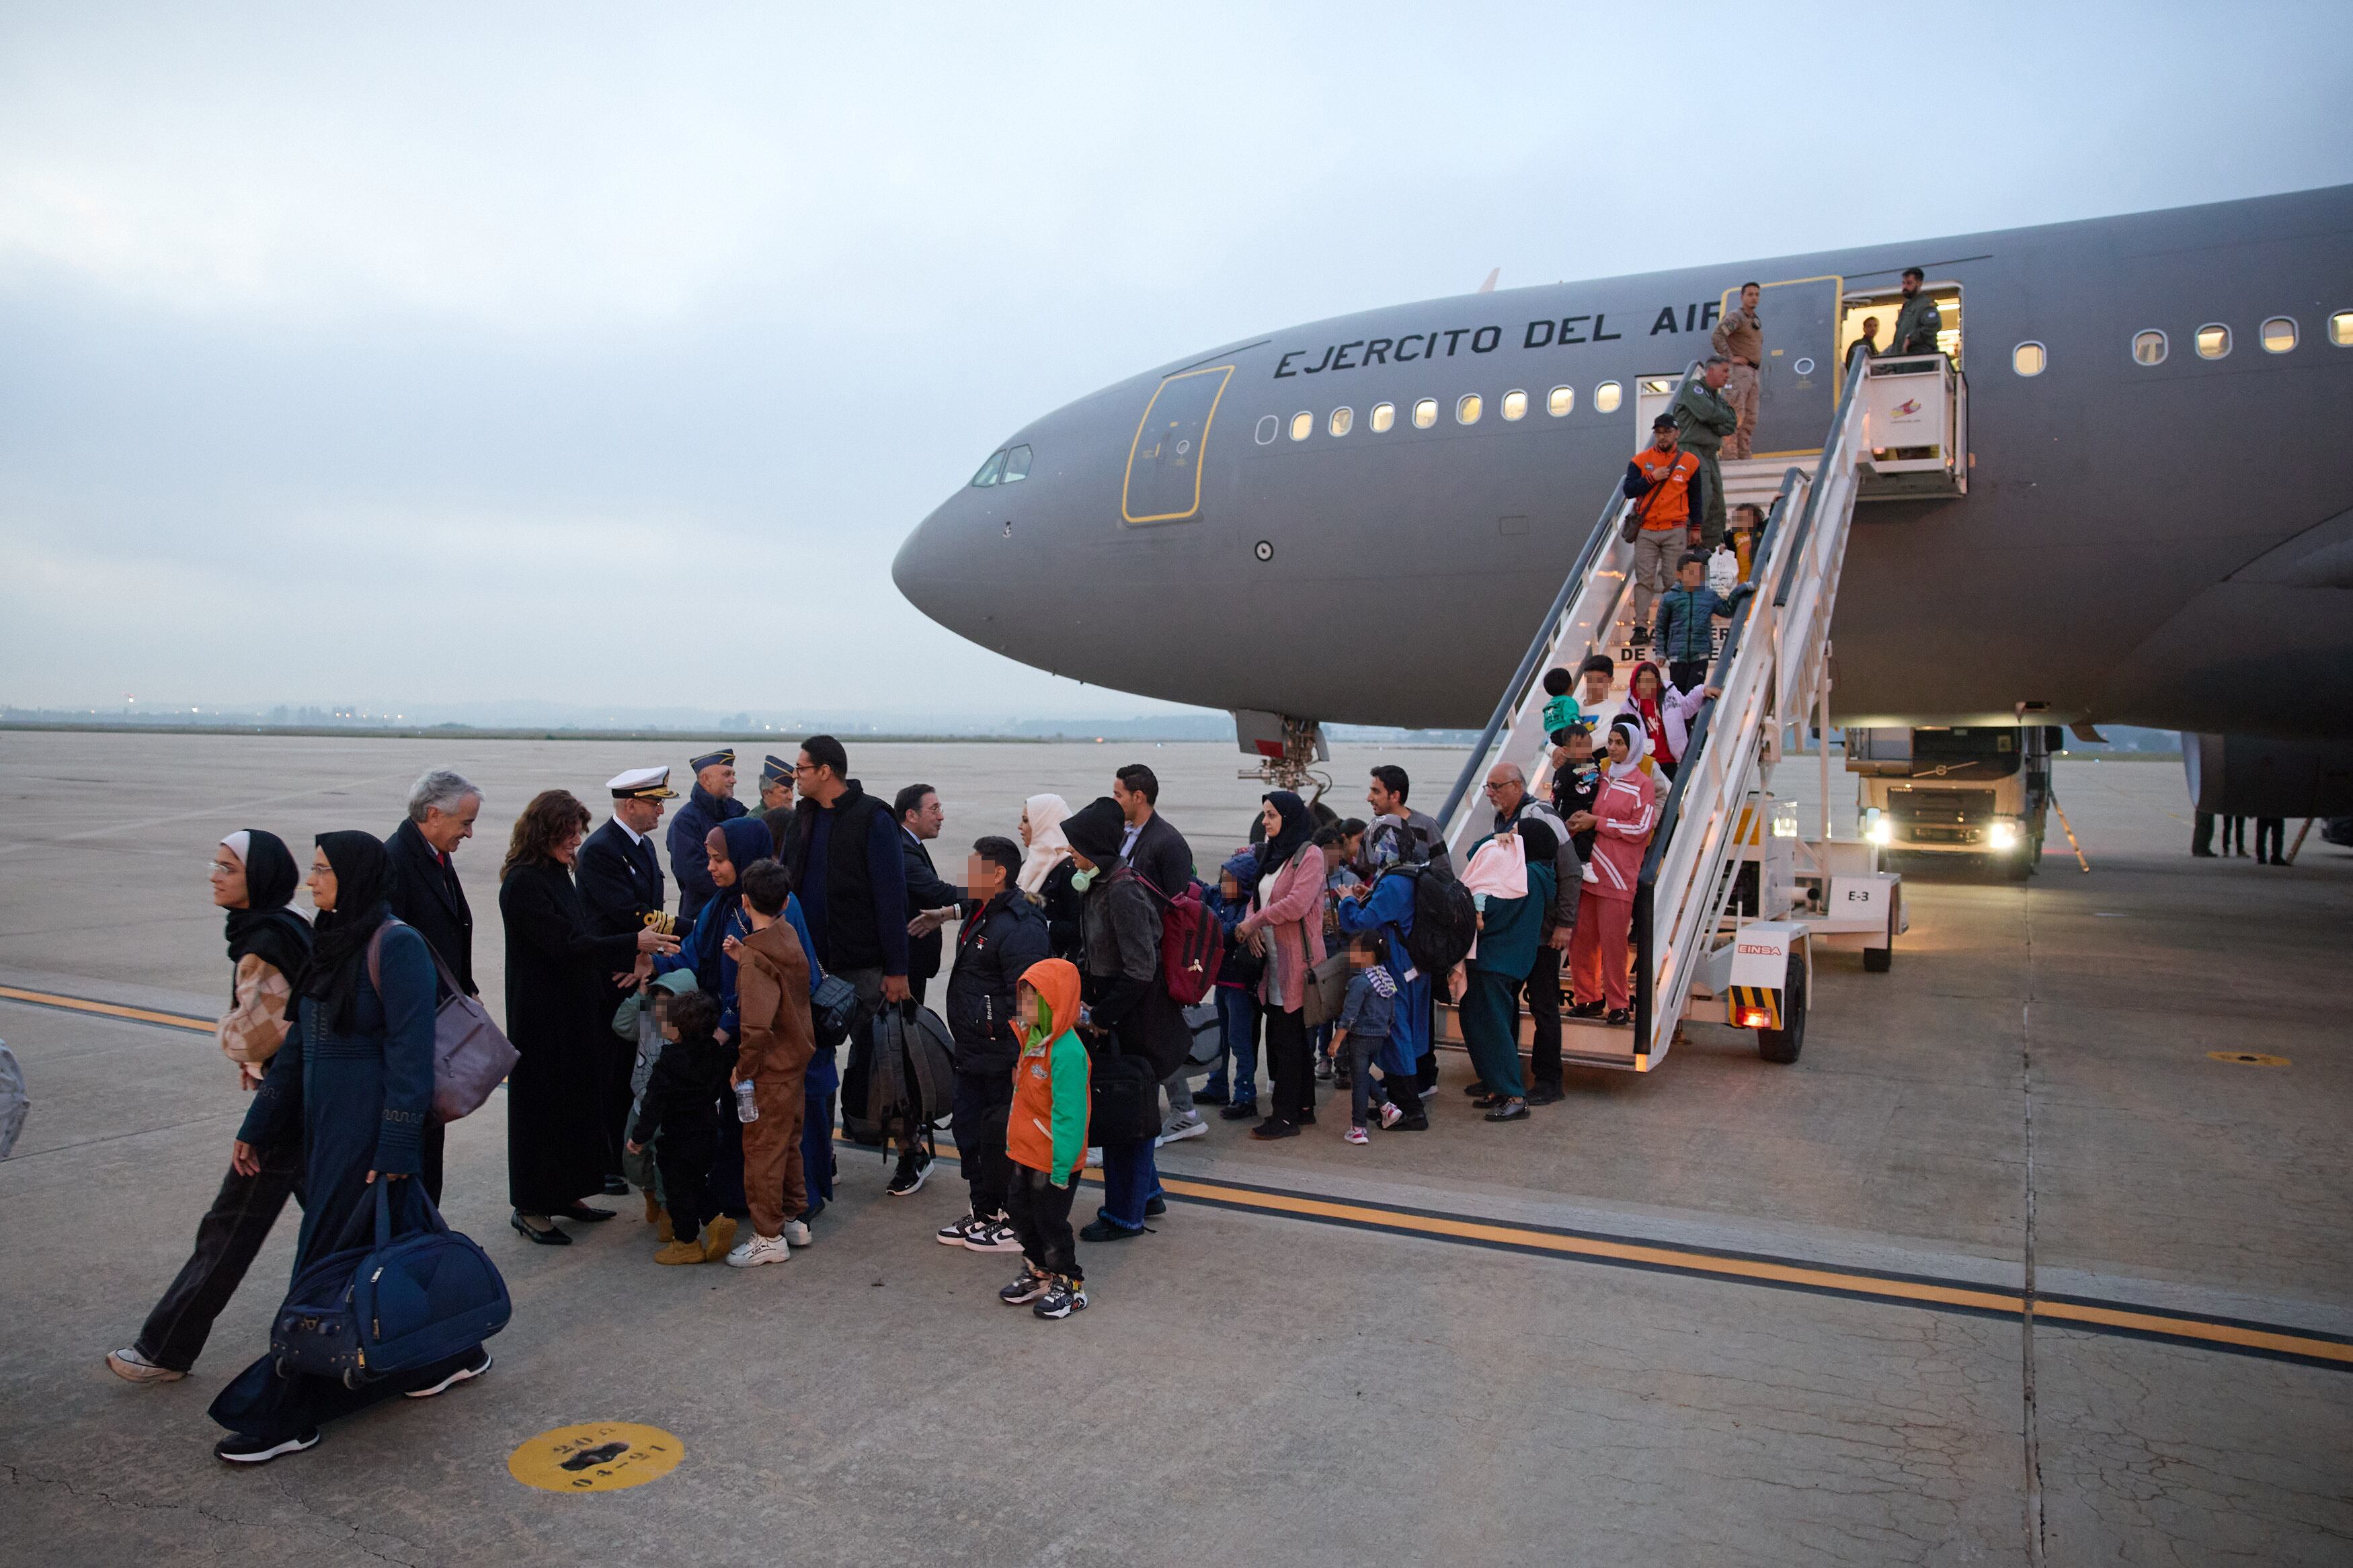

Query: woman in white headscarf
[1017,793,1082,960]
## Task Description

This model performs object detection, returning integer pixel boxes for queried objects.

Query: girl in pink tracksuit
[1567,716,1659,1024]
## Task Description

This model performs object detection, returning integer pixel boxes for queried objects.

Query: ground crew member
[1711,282,1763,458]
[1624,415,1702,641]
[1673,358,1738,548]
[1847,315,1881,370]
[1891,267,1943,358]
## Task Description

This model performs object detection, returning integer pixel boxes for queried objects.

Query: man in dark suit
[1113,763,1195,895]
[893,782,963,1007]
[577,766,678,1190]
[387,767,483,1206]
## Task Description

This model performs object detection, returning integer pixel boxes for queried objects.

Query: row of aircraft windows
[1258,381,1624,444]
[2003,311,2350,378]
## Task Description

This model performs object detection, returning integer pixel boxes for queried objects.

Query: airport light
[1864,809,1891,845]
[1989,821,2020,850]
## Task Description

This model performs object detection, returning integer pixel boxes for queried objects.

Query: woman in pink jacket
[1235,790,1326,1140]
[1567,716,1659,1026]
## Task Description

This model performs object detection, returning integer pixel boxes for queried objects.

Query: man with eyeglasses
[1477,762,1582,1106]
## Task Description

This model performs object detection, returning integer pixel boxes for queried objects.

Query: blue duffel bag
[272,1178,510,1389]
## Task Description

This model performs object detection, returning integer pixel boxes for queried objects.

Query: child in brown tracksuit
[727,859,817,1269]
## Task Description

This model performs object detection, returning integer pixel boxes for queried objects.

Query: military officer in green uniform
[1891,266,1944,358]
[1673,357,1739,549]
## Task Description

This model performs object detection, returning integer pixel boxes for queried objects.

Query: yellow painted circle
[2206,1050,2290,1068]
[508,1421,684,1493]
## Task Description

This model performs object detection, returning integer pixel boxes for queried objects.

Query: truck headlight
[1865,810,1890,845]
[1989,821,2019,850]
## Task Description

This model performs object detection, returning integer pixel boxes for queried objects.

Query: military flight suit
[1710,304,1764,458]
[1673,378,1739,548]
[1891,292,1944,358]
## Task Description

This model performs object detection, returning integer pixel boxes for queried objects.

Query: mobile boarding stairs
[1433,352,1966,1071]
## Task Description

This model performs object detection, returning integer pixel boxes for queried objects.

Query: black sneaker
[999,1270,1049,1305]
[1079,1217,1142,1243]
[936,1212,986,1247]
[1334,1063,1353,1088]
[1462,1081,1491,1096]
[886,1153,933,1197]
[601,1175,631,1196]
[1603,1008,1632,1027]
[1390,1113,1431,1132]
[1249,1118,1300,1141]
[1033,1276,1090,1319]
[1566,1000,1605,1020]
[1144,1196,1167,1218]
[404,1347,491,1399]
[1194,1085,1230,1106]
[1485,1098,1531,1122]
[1525,1084,1564,1107]
[1218,1100,1261,1122]
[215,1429,319,1465]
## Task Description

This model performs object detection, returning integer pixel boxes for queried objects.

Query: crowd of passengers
[108,354,1788,1461]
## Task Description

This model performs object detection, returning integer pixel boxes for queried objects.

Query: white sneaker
[1156,1113,1208,1146]
[107,1346,185,1383]
[782,1220,813,1247]
[726,1233,791,1268]
[963,1219,1024,1253]
[1084,1147,1103,1169]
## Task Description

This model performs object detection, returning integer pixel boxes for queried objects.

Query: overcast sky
[3,3,2346,720]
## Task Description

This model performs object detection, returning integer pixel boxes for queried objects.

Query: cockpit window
[1002,445,1033,483]
[970,451,1006,487]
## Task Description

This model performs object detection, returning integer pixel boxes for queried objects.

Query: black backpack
[854,1004,955,1149]
[1378,863,1476,977]
[1086,1034,1162,1145]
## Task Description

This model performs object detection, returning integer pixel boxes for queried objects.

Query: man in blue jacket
[668,747,747,925]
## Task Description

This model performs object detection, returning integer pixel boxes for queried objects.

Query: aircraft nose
[893,474,1031,657]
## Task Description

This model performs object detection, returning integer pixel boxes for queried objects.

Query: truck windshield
[1908,728,2021,780]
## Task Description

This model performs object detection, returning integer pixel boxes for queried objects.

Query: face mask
[1070,866,1096,891]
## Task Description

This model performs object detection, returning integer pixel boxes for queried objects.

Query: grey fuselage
[893,185,2353,741]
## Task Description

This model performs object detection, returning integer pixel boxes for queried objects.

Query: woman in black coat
[500,790,674,1243]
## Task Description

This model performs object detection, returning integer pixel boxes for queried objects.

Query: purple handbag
[366,920,520,1124]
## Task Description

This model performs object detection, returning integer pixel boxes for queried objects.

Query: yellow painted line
[13,985,2346,1371]
[2207,1050,2290,1068]
[0,985,213,1033]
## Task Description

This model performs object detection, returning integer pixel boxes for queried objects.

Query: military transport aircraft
[894,185,2353,818]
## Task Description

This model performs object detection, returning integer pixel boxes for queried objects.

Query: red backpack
[1120,870,1224,1006]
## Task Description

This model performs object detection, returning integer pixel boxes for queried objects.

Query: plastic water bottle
[734,1079,758,1124]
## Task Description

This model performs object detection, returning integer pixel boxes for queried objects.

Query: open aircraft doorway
[1841,282,1963,368]
[1726,276,1842,458]
[1122,364,1234,525]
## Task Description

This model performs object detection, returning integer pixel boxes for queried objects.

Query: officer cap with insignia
[689,747,735,774]
[760,753,791,786]
[608,766,678,800]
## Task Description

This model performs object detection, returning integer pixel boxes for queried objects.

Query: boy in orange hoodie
[998,958,1093,1319]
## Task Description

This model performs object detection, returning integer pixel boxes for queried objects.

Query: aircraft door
[1122,364,1234,524]
[1726,276,1842,457]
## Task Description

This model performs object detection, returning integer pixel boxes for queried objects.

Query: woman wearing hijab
[207,831,489,1464]
[1017,793,1082,960]
[502,791,672,1245]
[1234,790,1328,1140]
[109,831,313,1385]
[1061,796,1189,1241]
[684,817,824,1227]
[1566,717,1661,1026]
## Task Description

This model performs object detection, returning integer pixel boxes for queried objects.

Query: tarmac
[1,731,2348,1567]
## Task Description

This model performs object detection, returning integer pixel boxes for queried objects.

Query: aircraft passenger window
[2132,330,2167,366]
[1456,394,1482,425]
[2260,317,2298,354]
[1289,411,1313,442]
[2195,323,2231,359]
[2011,342,2046,377]
[1329,407,1353,437]
[1501,389,1528,421]
[1255,415,1278,445]
[1593,380,1622,413]
[1371,401,1396,433]
[1001,445,1033,483]
[1547,385,1574,417]
[969,451,1006,487]
[2332,311,2353,347]
[1412,398,1438,429]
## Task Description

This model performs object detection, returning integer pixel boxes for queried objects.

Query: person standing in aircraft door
[1847,317,1881,370]
[1891,268,1943,358]
[1673,358,1738,549]
[1712,282,1764,460]
[1624,417,1702,643]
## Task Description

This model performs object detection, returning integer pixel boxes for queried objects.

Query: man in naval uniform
[668,747,748,925]
[578,766,678,1191]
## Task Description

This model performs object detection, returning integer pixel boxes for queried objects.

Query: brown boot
[701,1215,738,1262]
[654,1237,705,1266]
[643,1190,662,1225]
[656,1209,674,1244]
